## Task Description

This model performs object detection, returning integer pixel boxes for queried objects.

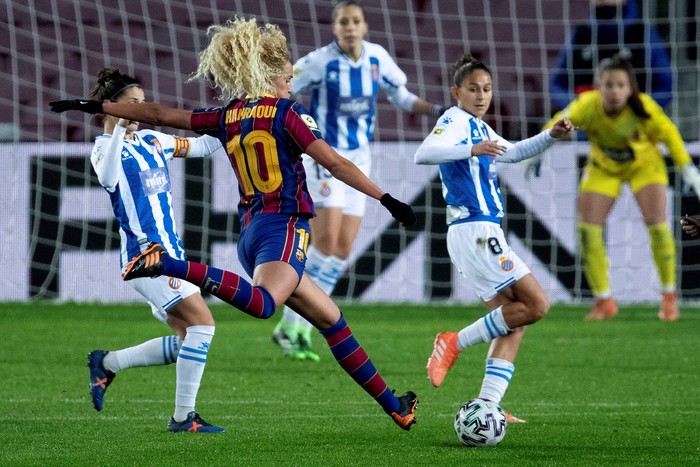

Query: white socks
[457,306,511,350]
[174,325,215,422]
[478,358,515,404]
[102,335,181,373]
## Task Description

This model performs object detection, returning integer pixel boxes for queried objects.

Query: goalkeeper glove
[682,164,700,200]
[524,154,542,178]
[380,193,416,227]
[49,99,104,114]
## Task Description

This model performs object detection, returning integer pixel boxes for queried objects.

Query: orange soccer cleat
[658,291,679,321]
[390,391,419,431]
[426,332,460,388]
[503,409,527,424]
[585,297,618,320]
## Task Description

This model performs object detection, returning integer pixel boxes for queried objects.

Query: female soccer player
[86,68,225,432]
[543,55,700,321]
[51,17,419,431]
[271,0,446,360]
[414,53,573,423]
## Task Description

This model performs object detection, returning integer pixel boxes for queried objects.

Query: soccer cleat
[585,297,618,320]
[426,332,460,387]
[658,291,679,321]
[122,242,166,280]
[296,334,321,362]
[87,350,116,412]
[390,391,418,431]
[272,327,295,352]
[167,411,224,433]
[503,409,527,424]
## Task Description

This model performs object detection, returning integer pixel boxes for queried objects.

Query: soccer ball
[454,398,507,447]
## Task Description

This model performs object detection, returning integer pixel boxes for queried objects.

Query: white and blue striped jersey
[415,106,557,226]
[415,107,512,226]
[292,40,410,150]
[91,127,222,269]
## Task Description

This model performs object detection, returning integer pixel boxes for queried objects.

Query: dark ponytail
[452,53,491,87]
[89,68,141,102]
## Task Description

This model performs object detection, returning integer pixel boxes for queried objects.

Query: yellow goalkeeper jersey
[545,90,690,176]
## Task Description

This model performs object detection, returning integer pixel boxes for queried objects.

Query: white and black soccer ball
[454,398,507,447]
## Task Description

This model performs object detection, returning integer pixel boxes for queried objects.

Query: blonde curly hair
[191,16,289,100]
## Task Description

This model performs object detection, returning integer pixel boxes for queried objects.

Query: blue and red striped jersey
[191,96,323,227]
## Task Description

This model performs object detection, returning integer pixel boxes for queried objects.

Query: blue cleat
[167,411,225,433]
[87,350,115,412]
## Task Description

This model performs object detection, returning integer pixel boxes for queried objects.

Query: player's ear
[450,86,459,100]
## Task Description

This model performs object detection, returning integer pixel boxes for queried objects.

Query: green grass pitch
[1,302,698,466]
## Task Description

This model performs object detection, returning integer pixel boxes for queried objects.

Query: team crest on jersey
[296,248,306,262]
[499,256,514,272]
[145,136,163,154]
[371,63,379,81]
[301,114,320,131]
[168,277,181,289]
[320,182,331,197]
[327,70,339,82]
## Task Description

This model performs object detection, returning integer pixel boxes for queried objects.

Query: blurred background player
[86,68,225,432]
[52,16,420,431]
[270,0,446,361]
[542,55,700,321]
[550,0,672,113]
[414,53,574,423]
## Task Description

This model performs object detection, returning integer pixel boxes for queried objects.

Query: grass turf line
[1,302,698,466]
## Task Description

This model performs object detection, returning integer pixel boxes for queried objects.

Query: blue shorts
[237,213,310,280]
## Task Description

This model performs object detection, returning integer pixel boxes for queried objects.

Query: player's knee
[527,295,550,323]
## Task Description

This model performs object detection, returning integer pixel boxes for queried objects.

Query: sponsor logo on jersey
[121,149,133,160]
[327,70,339,82]
[442,116,453,124]
[337,96,372,117]
[301,114,319,131]
[168,277,181,289]
[139,167,170,196]
[499,256,514,272]
[432,125,447,137]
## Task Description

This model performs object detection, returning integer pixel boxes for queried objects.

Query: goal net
[2,0,699,303]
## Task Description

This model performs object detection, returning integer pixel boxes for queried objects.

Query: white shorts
[447,221,531,301]
[128,275,200,324]
[302,146,371,217]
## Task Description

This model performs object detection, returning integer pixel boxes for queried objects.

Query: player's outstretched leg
[319,314,418,430]
[87,336,181,411]
[123,242,277,319]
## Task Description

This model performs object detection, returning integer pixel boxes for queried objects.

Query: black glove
[380,193,416,228]
[49,99,103,114]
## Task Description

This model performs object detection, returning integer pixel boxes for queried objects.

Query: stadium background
[1,0,699,303]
